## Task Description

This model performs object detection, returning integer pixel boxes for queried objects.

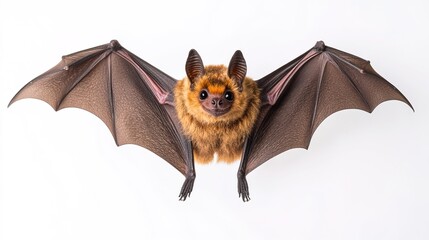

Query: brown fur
[174,65,260,164]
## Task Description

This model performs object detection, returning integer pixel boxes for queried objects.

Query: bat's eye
[199,90,208,100]
[224,91,234,102]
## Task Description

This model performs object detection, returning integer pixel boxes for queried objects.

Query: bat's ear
[228,50,247,92]
[186,49,205,87]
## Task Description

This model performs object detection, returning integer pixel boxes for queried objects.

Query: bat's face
[180,50,258,124]
[186,65,245,122]
[199,88,233,117]
[195,67,235,117]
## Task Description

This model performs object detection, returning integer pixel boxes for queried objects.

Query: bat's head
[183,49,253,123]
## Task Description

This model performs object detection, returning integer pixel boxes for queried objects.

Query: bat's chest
[194,124,245,148]
[186,120,248,163]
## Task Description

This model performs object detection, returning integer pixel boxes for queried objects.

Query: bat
[9,40,413,201]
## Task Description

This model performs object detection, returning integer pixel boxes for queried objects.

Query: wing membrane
[245,42,413,174]
[9,41,188,174]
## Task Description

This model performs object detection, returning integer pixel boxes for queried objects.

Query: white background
[1,0,428,239]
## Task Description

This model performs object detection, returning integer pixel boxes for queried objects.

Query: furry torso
[174,65,260,164]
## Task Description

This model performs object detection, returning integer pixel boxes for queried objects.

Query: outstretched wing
[244,41,413,174]
[9,40,190,175]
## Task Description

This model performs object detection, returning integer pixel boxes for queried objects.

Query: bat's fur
[175,65,260,164]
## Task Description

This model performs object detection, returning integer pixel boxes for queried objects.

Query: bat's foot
[179,172,195,201]
[237,171,251,202]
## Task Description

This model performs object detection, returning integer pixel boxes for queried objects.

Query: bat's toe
[238,174,251,202]
[179,174,195,201]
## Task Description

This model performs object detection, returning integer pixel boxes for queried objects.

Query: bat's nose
[211,98,223,107]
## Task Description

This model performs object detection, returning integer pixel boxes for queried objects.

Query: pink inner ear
[186,49,205,83]
[228,50,247,90]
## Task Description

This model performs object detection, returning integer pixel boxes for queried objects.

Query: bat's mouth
[203,106,231,117]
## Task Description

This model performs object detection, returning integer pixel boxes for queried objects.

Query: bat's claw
[179,173,195,201]
[314,41,326,51]
[237,171,251,202]
[109,40,122,51]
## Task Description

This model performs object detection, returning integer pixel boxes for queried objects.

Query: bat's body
[9,40,413,201]
[175,64,260,164]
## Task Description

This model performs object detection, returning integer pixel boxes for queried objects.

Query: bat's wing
[9,40,191,176]
[245,41,413,174]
